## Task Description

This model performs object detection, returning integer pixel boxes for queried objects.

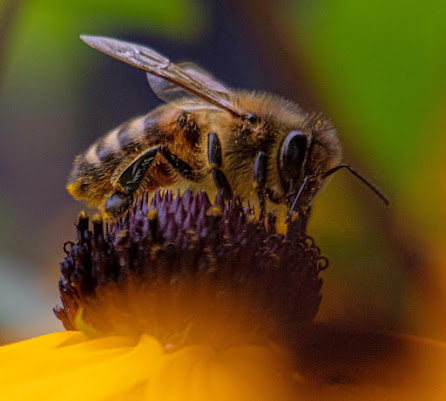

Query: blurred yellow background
[0,0,445,343]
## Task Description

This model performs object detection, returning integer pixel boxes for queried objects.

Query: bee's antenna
[289,176,309,213]
[322,164,390,206]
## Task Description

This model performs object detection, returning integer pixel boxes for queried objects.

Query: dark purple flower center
[54,190,327,348]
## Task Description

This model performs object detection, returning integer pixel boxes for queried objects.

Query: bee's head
[277,123,389,214]
[278,123,342,211]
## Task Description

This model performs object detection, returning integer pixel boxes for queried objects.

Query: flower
[54,190,326,344]
[2,325,446,401]
[2,190,446,401]
[0,190,326,400]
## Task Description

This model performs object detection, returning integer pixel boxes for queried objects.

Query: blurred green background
[1,0,446,343]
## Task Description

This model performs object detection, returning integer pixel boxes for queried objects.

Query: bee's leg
[116,146,162,193]
[208,132,232,199]
[287,205,312,237]
[107,146,161,216]
[254,151,267,219]
[159,147,202,182]
[105,191,132,217]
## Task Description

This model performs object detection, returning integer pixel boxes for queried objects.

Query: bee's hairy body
[68,35,388,231]
[68,91,341,216]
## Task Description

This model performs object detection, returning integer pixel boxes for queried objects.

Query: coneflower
[55,189,326,348]
[3,190,442,401]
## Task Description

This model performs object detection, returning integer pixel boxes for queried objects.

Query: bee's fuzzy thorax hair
[55,190,327,348]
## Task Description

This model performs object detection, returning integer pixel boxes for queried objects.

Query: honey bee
[68,35,388,228]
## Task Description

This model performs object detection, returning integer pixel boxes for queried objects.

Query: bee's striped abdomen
[67,108,167,207]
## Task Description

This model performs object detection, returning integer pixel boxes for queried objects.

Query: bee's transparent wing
[147,62,231,103]
[80,35,242,117]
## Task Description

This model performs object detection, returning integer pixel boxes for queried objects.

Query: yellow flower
[2,190,446,400]
[0,331,302,401]
[0,190,324,400]
[2,324,446,400]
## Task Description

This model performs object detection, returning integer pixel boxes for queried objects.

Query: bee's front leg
[253,151,267,220]
[208,133,232,200]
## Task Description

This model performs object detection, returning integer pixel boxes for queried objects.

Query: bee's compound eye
[245,113,260,124]
[279,130,307,182]
[105,192,131,217]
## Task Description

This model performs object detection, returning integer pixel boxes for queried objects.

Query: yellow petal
[3,326,446,401]
[0,332,163,401]
[145,345,215,401]
[145,343,301,401]
[208,345,301,401]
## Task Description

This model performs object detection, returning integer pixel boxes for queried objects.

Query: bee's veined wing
[80,35,243,117]
[146,62,231,104]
